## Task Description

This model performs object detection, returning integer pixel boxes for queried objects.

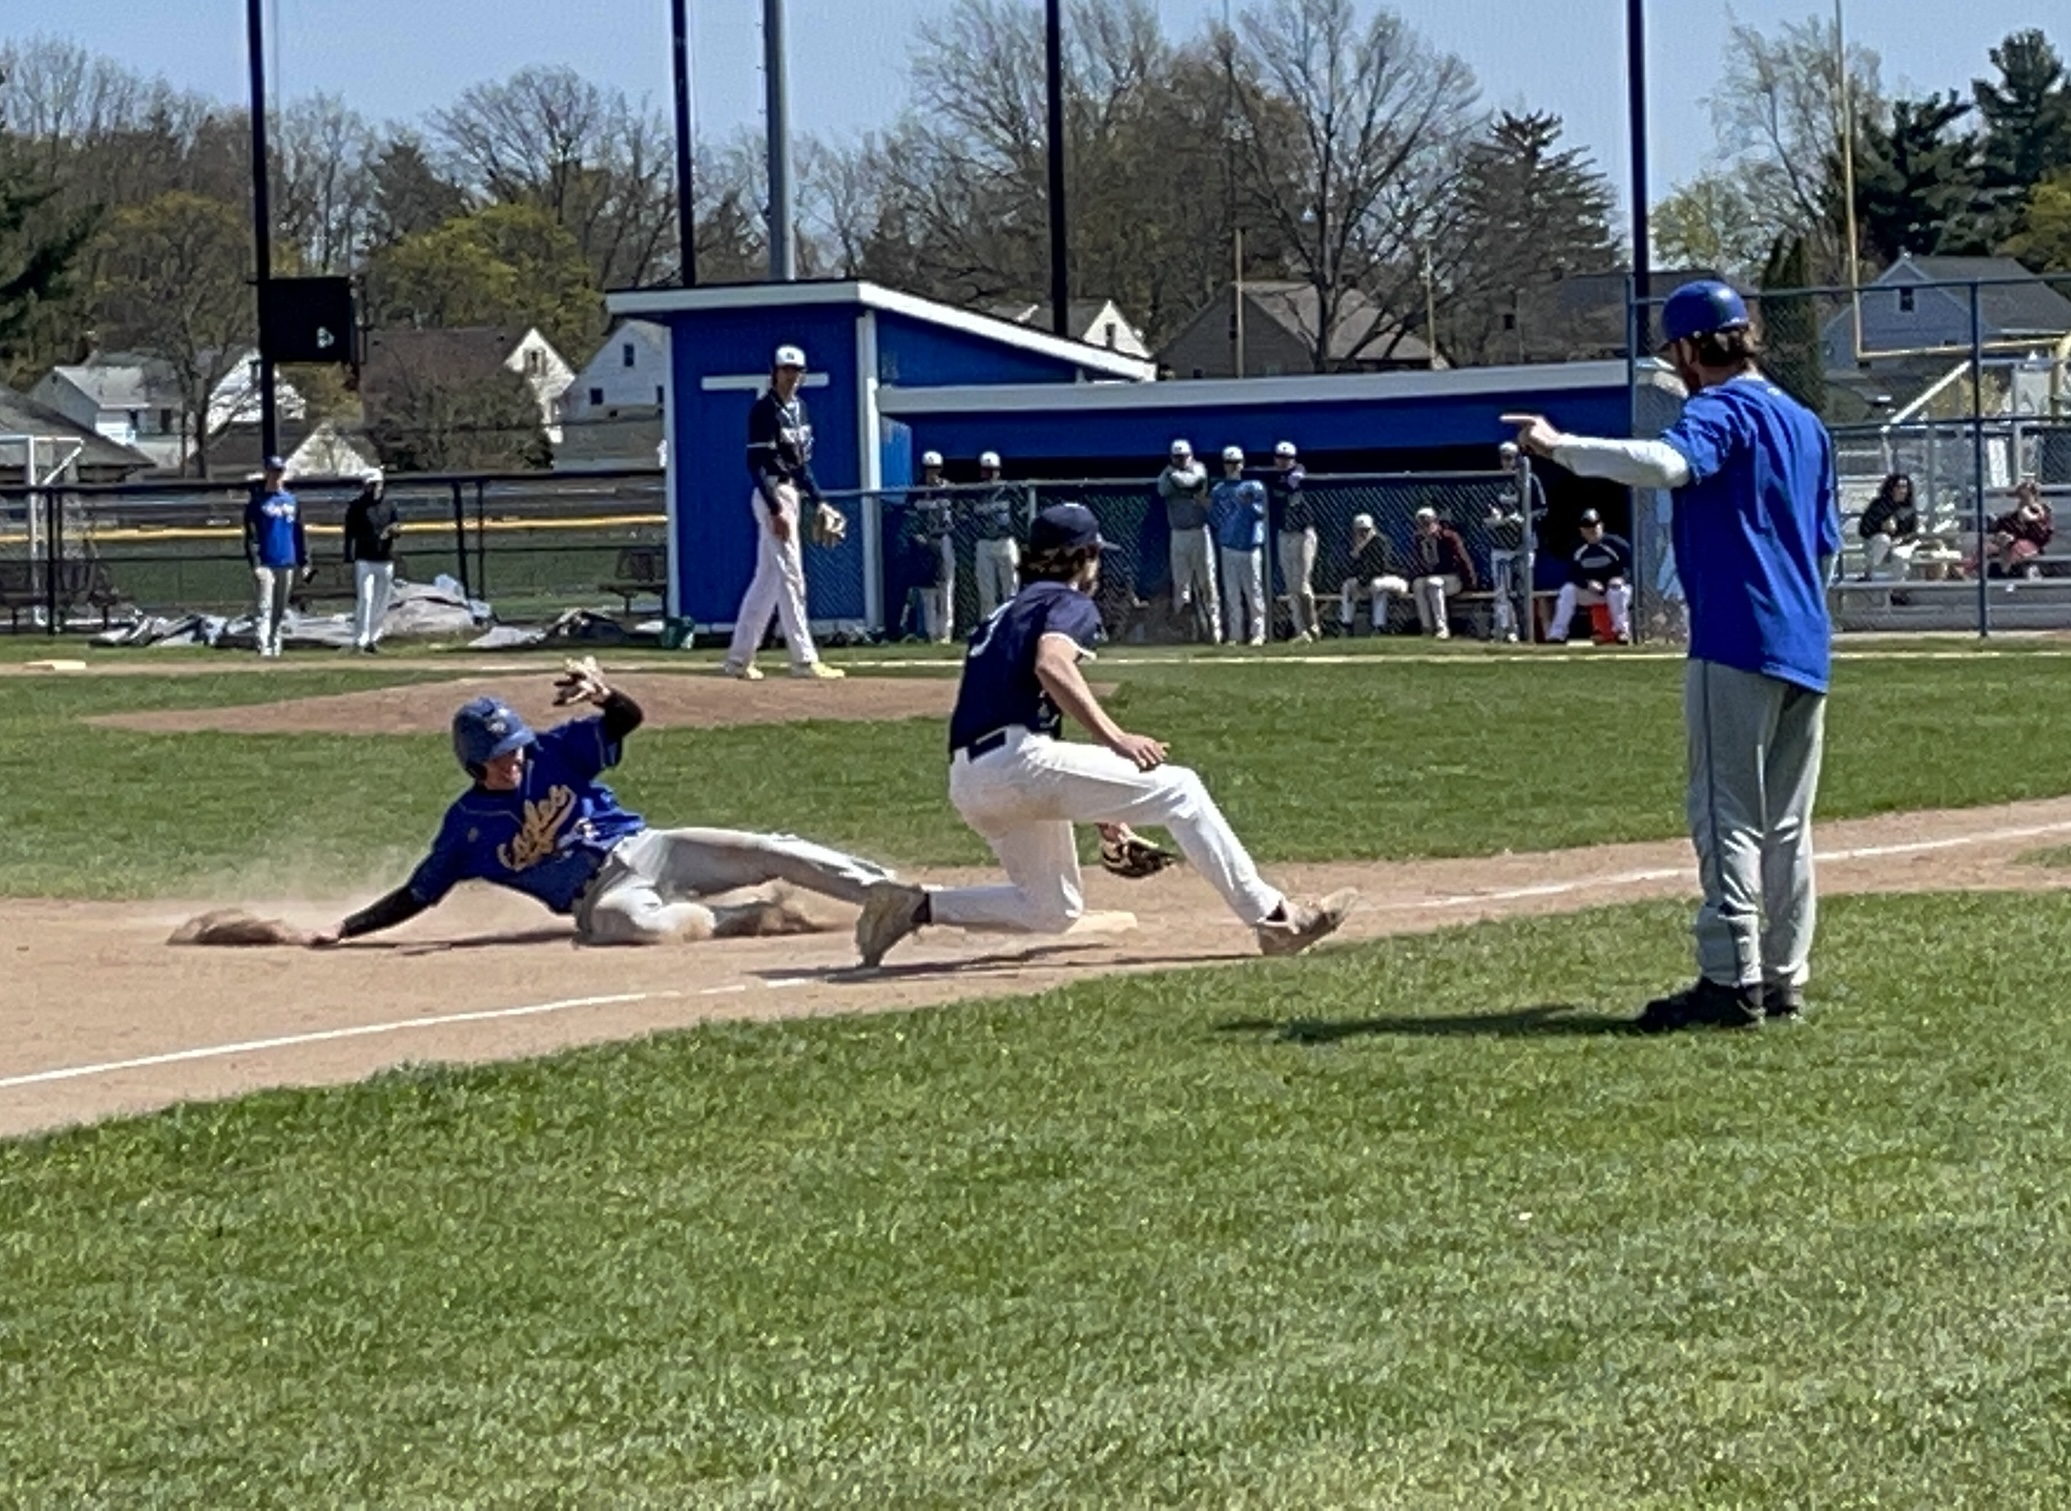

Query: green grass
[8,892,2071,1504]
[10,652,2071,896]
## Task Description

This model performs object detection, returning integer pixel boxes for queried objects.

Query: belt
[955,726,1022,762]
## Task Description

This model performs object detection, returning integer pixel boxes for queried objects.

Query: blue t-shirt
[406,716,648,914]
[1660,376,1841,693]
[244,488,306,569]
[948,580,1104,751]
[1210,478,1267,551]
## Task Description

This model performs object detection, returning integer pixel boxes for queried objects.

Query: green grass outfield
[6,647,2071,897]
[8,648,2071,1503]
[8,894,2071,1505]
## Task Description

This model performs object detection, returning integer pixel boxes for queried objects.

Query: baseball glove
[1099,825,1183,880]
[552,655,611,707]
[810,503,848,548]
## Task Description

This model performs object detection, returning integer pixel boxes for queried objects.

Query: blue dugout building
[604,278,1687,630]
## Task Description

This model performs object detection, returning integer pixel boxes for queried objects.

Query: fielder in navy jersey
[1507,279,1842,1031]
[849,502,1356,967]
[309,662,899,948]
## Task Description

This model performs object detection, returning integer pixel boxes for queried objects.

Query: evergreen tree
[1973,30,2071,242]
[1853,93,1991,262]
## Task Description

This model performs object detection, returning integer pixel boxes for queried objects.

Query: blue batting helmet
[452,697,535,769]
[1660,280,1750,347]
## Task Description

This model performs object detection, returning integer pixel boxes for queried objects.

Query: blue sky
[28,0,2053,211]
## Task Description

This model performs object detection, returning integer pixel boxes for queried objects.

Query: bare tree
[1219,0,1479,370]
[272,94,378,273]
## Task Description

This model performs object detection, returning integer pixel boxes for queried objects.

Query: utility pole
[764,0,795,280]
[672,0,697,286]
[245,0,278,467]
[1625,0,1651,348]
[1045,0,1069,336]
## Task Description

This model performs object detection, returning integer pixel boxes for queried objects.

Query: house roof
[363,326,532,381]
[1237,281,1435,365]
[47,359,185,411]
[604,279,1158,381]
[0,383,157,474]
[1892,255,2071,336]
[984,298,1131,333]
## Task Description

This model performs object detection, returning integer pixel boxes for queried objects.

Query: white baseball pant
[925,728,1284,935]
[1220,546,1267,645]
[1340,574,1408,630]
[1863,535,1917,581]
[1277,529,1318,638]
[352,560,395,649]
[725,484,819,672]
[575,826,899,945]
[921,538,956,643]
[1549,581,1632,640]
[1412,575,1462,637]
[975,537,1019,619]
[251,565,295,656]
[1489,550,1521,640]
[1168,526,1220,640]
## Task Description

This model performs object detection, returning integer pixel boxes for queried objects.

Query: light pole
[1625,0,1650,347]
[1044,0,1069,337]
[764,0,794,281]
[245,0,278,468]
[672,0,696,286]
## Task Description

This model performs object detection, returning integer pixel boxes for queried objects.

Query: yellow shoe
[722,661,764,681]
[792,661,845,679]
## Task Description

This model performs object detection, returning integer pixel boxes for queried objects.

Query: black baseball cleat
[1634,978,1764,1033]
[1763,983,1806,1023]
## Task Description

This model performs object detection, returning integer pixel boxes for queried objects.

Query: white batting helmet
[773,343,807,369]
[979,450,1002,470]
[1351,513,1376,532]
[1274,441,1297,459]
[920,450,943,469]
[1415,506,1438,522]
[1170,438,1192,457]
[1222,445,1245,464]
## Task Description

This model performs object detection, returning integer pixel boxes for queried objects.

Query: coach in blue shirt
[1506,280,1841,1032]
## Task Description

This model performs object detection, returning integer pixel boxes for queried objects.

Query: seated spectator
[1985,480,2054,579]
[1338,513,1408,635]
[1546,508,1633,644]
[1857,472,1921,582]
[1407,505,1477,641]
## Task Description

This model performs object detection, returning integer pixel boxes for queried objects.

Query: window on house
[622,343,636,367]
[655,386,665,405]
[1104,322,1117,348]
[1502,311,1517,331]
[1898,288,1916,314]
[524,349,543,375]
[589,387,604,407]
[158,408,173,433]
[127,409,141,432]
[1191,366,1206,379]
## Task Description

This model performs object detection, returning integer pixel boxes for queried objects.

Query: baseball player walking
[971,450,1020,620]
[242,455,305,658]
[1269,441,1318,641]
[724,344,844,681]
[1210,446,1269,645]
[850,503,1356,966]
[1158,440,1219,641]
[1507,279,1841,1031]
[309,660,901,948]
[342,467,399,654]
[912,450,957,643]
[1546,508,1634,644]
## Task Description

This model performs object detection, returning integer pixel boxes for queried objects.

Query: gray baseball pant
[1684,660,1825,991]
[575,826,899,945]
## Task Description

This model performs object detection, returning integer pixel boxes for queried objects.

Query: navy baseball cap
[1579,508,1603,525]
[1029,503,1105,554]
[263,455,286,470]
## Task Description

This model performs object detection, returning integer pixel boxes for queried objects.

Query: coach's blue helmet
[1660,280,1751,347]
[452,697,536,769]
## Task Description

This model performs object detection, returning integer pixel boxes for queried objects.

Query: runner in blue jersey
[1506,279,1842,1030]
[850,503,1357,967]
[309,660,900,947]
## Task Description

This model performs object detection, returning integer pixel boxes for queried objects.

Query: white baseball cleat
[722,661,765,681]
[792,661,845,680]
[1256,888,1359,957]
[855,881,928,967]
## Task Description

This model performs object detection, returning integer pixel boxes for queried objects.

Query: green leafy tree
[1758,234,1825,414]
[366,203,600,356]
[1652,172,1773,285]
[2003,171,2071,271]
[1974,30,2071,242]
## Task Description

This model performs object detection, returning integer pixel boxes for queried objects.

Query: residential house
[1158,281,1439,379]
[1821,254,2071,372]
[555,319,667,472]
[1454,267,1720,366]
[983,299,1153,361]
[0,382,156,483]
[30,350,307,475]
[363,326,576,445]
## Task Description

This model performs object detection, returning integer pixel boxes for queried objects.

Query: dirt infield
[88,672,965,736]
[6,796,2071,1140]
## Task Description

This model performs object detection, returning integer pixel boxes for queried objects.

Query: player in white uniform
[724,344,844,681]
[850,503,1356,966]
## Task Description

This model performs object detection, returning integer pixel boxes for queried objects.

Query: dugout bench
[598,546,668,616]
[0,558,127,631]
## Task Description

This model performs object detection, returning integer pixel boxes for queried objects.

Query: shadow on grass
[749,939,1237,985]
[1220,1003,1636,1042]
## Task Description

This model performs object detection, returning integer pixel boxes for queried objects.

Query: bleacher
[1827,483,2071,631]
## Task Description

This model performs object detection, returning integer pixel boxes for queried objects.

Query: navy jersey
[973,485,1020,541]
[1660,375,1840,692]
[746,390,821,503]
[909,486,955,543]
[1269,466,1311,533]
[948,580,1103,751]
[244,488,306,569]
[405,716,647,915]
[1569,533,1632,585]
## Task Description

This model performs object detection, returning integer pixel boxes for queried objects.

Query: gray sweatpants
[1684,660,1826,990]
[574,826,898,945]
